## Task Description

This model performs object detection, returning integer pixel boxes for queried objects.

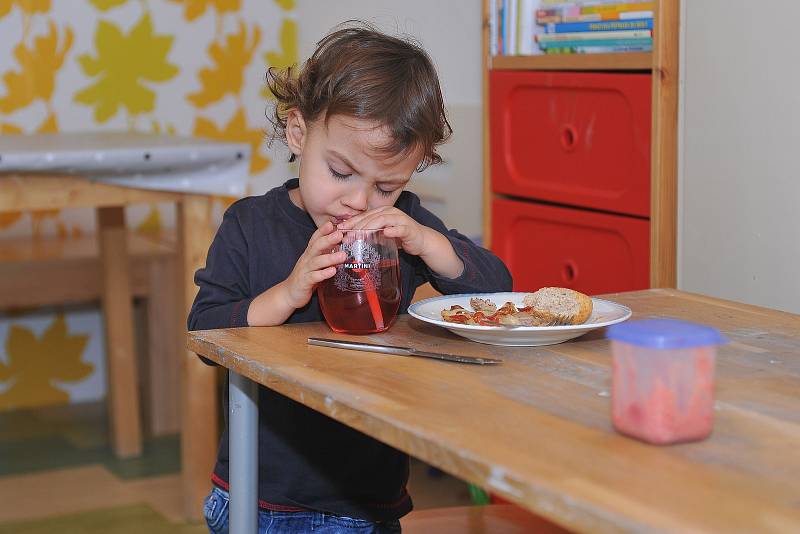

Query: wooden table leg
[97,206,143,458]
[146,254,180,435]
[177,195,218,521]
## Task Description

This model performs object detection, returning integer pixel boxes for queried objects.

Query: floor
[0,401,473,533]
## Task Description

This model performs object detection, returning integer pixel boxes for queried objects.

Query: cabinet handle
[560,124,579,151]
[562,260,578,282]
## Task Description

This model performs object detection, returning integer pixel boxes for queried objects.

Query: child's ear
[286,109,307,157]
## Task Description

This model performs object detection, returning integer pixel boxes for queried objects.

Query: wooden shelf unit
[491,52,652,71]
[481,0,679,288]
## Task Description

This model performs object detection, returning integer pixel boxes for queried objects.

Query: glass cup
[318,228,401,334]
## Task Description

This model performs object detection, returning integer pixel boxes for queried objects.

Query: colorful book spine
[538,10,654,24]
[538,37,652,49]
[518,0,540,55]
[536,5,580,20]
[581,2,655,15]
[537,29,651,42]
[490,0,498,55]
[573,45,652,53]
[545,17,653,33]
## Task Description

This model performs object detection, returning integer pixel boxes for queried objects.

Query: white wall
[679,0,800,313]
[296,1,484,238]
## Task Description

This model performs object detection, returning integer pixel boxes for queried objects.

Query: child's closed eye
[328,166,351,180]
[375,185,395,197]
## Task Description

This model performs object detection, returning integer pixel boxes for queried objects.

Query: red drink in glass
[318,229,401,334]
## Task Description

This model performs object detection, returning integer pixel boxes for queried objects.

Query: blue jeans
[204,486,402,533]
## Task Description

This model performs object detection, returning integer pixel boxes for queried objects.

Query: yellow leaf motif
[149,119,176,135]
[168,0,240,21]
[74,13,179,123]
[0,0,50,17]
[265,18,296,69]
[37,110,58,132]
[136,205,162,235]
[0,20,74,113]
[0,121,23,134]
[262,18,297,100]
[0,114,55,134]
[187,20,260,108]
[0,314,92,410]
[273,0,294,10]
[89,0,127,11]
[193,107,270,174]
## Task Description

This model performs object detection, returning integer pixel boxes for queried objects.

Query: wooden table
[0,133,250,520]
[187,289,800,534]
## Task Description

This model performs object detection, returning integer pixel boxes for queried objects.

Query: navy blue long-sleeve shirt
[188,179,512,521]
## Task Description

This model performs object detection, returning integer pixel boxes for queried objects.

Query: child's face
[286,111,422,229]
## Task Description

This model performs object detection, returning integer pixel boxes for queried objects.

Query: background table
[1,132,251,520]
[188,289,800,534]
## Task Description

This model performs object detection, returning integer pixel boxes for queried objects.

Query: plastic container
[606,319,726,445]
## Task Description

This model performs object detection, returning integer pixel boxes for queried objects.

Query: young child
[189,22,512,534]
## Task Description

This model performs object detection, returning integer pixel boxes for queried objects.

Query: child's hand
[283,221,345,309]
[337,206,431,256]
[338,207,464,279]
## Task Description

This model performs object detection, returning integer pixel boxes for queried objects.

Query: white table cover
[0,132,251,196]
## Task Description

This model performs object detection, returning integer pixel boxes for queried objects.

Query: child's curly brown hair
[266,21,452,172]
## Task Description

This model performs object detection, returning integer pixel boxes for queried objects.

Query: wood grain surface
[188,289,800,534]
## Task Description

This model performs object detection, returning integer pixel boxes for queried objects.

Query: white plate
[407,292,632,347]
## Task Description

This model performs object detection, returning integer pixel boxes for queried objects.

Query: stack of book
[536,1,654,54]
[490,0,654,56]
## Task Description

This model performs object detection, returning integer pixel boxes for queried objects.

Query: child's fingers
[336,207,390,230]
[322,220,339,234]
[309,229,343,255]
[381,224,408,239]
[312,220,336,238]
[308,266,337,284]
[335,212,368,230]
[357,212,407,231]
[309,250,346,272]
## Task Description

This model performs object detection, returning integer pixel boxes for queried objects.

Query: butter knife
[307,337,502,365]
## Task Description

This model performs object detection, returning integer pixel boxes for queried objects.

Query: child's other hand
[284,221,345,309]
[337,207,431,256]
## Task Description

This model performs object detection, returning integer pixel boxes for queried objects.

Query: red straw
[354,268,384,330]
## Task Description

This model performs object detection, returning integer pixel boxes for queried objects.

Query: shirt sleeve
[187,203,254,332]
[402,193,513,294]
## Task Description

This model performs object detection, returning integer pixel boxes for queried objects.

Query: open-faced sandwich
[440,287,592,327]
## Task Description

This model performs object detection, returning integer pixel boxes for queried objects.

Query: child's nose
[343,187,368,211]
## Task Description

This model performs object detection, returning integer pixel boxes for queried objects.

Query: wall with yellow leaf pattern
[0,0,297,410]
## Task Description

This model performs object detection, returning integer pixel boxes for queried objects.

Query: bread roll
[523,287,593,325]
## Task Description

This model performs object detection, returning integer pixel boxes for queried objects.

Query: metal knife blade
[307,337,502,365]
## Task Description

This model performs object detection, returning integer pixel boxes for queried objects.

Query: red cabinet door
[490,70,651,217]
[491,197,649,295]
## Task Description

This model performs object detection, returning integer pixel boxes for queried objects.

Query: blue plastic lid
[606,318,726,349]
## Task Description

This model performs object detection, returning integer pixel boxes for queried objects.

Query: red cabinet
[491,198,649,295]
[490,71,651,217]
[489,71,651,294]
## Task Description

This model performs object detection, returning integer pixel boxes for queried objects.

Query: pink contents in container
[606,319,726,445]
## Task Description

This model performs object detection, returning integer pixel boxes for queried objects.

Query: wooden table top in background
[187,288,800,534]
